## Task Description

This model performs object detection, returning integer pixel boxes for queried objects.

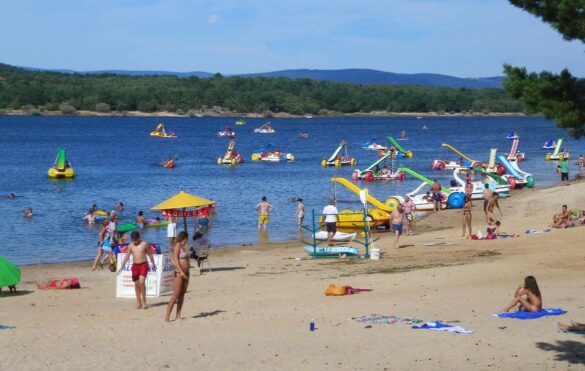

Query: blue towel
[0,325,16,330]
[494,308,566,320]
[412,321,473,334]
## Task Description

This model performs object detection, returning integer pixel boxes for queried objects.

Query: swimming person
[23,208,33,217]
[136,211,145,228]
[462,195,472,239]
[296,198,305,231]
[82,209,96,225]
[165,231,190,322]
[256,196,274,231]
[391,204,405,249]
[117,231,156,310]
[500,276,542,313]
[116,201,124,211]
[322,199,339,246]
[403,195,416,236]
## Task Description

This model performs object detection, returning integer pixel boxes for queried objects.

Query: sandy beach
[1,180,585,370]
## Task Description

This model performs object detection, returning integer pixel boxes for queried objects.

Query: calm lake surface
[0,115,582,265]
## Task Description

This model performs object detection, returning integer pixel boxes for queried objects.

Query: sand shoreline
[2,180,585,369]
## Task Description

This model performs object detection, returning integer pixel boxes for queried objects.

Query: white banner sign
[116,253,174,298]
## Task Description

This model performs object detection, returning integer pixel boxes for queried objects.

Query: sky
[0,0,583,77]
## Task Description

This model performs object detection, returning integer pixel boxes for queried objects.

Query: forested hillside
[0,64,523,115]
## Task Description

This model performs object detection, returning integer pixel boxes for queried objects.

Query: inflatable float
[314,231,357,242]
[322,140,357,167]
[505,137,526,162]
[431,143,478,171]
[217,138,244,166]
[48,148,75,179]
[542,139,556,149]
[150,123,177,138]
[254,121,276,134]
[546,138,571,161]
[304,245,360,257]
[217,126,235,138]
[235,120,246,126]
[496,154,534,189]
[251,143,294,162]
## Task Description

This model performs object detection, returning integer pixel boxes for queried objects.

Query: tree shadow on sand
[536,339,585,365]
[208,267,246,272]
[192,310,225,319]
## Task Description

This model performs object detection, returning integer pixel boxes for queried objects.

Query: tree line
[0,63,524,116]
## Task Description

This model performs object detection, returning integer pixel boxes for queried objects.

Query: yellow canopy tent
[151,190,216,232]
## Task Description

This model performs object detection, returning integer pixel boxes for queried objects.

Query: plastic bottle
[309,319,315,332]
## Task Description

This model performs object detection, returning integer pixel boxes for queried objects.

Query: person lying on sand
[551,205,574,229]
[36,279,81,290]
[500,276,542,313]
[558,320,585,332]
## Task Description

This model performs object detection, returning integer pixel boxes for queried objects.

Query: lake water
[0,115,582,266]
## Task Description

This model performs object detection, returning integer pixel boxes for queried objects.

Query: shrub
[186,109,198,117]
[60,103,76,114]
[95,102,111,113]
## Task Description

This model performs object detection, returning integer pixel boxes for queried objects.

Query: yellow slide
[331,177,394,212]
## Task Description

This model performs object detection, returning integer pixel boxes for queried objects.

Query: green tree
[504,1,585,137]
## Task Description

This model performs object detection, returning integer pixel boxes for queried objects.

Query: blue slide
[496,154,523,180]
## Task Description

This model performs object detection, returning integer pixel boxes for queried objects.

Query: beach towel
[352,314,419,325]
[525,228,551,234]
[493,308,566,320]
[412,321,473,334]
[0,325,16,330]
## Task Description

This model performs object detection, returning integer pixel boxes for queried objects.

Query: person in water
[296,198,305,231]
[256,196,274,232]
[7,193,16,199]
[117,231,156,310]
[23,208,33,217]
[165,231,190,321]
[500,276,542,313]
[83,209,96,225]
[136,211,145,228]
[116,202,124,212]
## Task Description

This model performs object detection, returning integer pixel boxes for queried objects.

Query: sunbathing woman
[37,278,81,290]
[500,276,542,313]
[558,320,585,332]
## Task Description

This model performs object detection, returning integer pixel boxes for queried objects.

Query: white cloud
[208,15,219,24]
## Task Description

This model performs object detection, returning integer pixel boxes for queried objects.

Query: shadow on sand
[0,290,34,298]
[192,310,225,319]
[536,339,585,365]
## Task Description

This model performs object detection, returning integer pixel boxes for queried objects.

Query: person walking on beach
[403,195,416,236]
[462,195,472,239]
[322,199,339,246]
[117,231,156,310]
[296,198,305,231]
[482,184,493,223]
[430,180,442,211]
[391,204,405,249]
[167,216,177,249]
[256,196,273,231]
[165,231,190,322]
[559,158,569,183]
[578,154,584,173]
[91,219,114,271]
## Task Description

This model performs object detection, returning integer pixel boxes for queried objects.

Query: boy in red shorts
[117,231,156,309]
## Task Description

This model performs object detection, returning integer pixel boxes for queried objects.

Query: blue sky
[0,0,583,77]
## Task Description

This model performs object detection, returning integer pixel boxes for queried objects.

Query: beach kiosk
[116,191,216,298]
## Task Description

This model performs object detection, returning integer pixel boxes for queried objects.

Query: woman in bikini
[500,276,542,313]
[165,231,190,322]
[461,195,472,239]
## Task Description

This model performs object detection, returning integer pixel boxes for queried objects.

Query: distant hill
[16,65,503,89]
[240,69,504,89]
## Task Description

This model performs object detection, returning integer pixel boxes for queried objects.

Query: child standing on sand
[117,231,156,309]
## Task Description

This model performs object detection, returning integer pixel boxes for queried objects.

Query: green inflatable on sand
[0,256,20,287]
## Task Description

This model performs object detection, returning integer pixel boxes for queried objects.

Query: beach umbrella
[151,190,216,231]
[0,256,20,287]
